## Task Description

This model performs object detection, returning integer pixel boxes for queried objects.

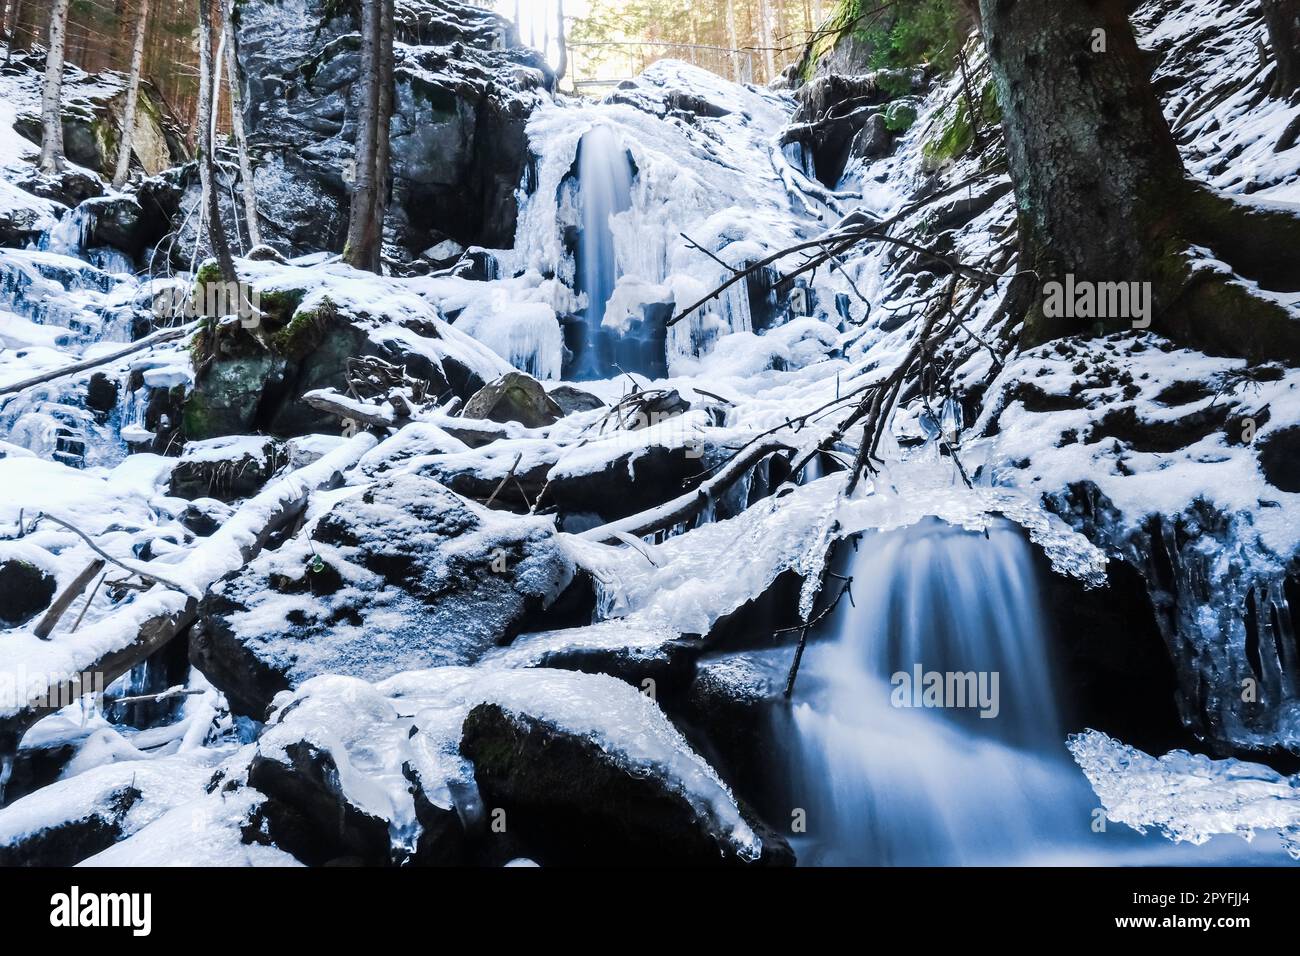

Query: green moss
[257,288,307,326]
[922,100,974,171]
[884,100,918,133]
[271,298,337,359]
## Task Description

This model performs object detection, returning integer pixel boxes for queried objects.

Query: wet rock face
[1044,481,1300,765]
[236,0,552,260]
[192,474,576,719]
[9,53,184,179]
[459,703,794,866]
[0,559,56,627]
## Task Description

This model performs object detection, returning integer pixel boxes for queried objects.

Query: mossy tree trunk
[978,0,1300,364]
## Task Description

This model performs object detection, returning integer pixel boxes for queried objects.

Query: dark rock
[246,742,393,866]
[0,785,140,866]
[168,438,286,502]
[461,371,563,428]
[1258,426,1300,492]
[183,296,495,440]
[86,372,118,417]
[0,559,57,627]
[0,743,76,807]
[192,474,575,719]
[460,703,793,866]
[847,112,892,160]
[548,384,606,416]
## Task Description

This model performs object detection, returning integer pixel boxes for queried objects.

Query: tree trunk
[197,0,237,284]
[759,0,776,84]
[38,0,71,173]
[111,0,150,189]
[724,0,741,82]
[222,0,261,247]
[369,0,393,270]
[978,0,1300,364]
[344,0,385,272]
[1262,0,1300,97]
[211,21,225,146]
[555,0,567,83]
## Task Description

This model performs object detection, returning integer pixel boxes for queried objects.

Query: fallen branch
[32,559,106,640]
[579,440,794,545]
[40,515,190,592]
[783,573,854,699]
[0,434,379,751]
[303,388,402,429]
[0,322,197,400]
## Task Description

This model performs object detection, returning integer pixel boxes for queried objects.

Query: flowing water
[785,518,1274,865]
[572,125,633,380]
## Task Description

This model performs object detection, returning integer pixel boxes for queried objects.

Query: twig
[40,514,190,592]
[485,452,524,509]
[783,575,855,699]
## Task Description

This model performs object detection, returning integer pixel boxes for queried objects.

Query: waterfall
[571,125,633,380]
[785,519,1103,865]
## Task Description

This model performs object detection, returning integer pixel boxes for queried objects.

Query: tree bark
[197,0,237,283]
[978,0,1300,363]
[555,0,567,83]
[343,0,386,273]
[111,0,150,189]
[759,0,777,84]
[38,0,71,173]
[222,0,261,247]
[723,0,741,82]
[1262,0,1300,97]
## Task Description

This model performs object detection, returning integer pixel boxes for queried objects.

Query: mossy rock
[884,99,919,133]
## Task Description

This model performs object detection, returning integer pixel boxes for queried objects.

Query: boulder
[192,474,576,719]
[461,372,563,428]
[460,703,794,866]
[548,384,605,416]
[0,785,140,867]
[245,742,397,866]
[0,558,56,627]
[11,54,184,178]
[183,292,502,441]
[168,436,286,502]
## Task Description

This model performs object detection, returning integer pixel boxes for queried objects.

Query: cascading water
[571,125,633,380]
[784,518,1272,865]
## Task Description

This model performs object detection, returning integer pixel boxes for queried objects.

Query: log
[0,323,197,399]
